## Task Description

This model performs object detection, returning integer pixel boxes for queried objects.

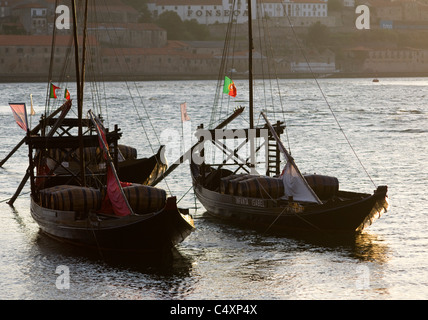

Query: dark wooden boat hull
[191,165,388,234]
[30,196,195,254]
[118,148,167,186]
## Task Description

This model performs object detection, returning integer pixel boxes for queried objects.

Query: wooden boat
[9,0,194,255]
[189,0,389,235]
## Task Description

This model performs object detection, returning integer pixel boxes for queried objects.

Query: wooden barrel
[237,177,284,199]
[122,184,166,214]
[118,145,137,160]
[40,185,102,212]
[220,174,257,194]
[304,174,339,199]
[219,174,242,194]
[227,175,254,195]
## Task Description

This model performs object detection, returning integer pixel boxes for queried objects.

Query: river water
[0,77,427,301]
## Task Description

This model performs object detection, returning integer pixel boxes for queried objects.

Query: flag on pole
[30,94,35,115]
[50,83,60,99]
[64,88,70,100]
[9,103,28,132]
[180,102,190,122]
[223,76,237,97]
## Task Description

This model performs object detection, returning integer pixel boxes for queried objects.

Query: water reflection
[200,212,390,264]
[5,205,198,299]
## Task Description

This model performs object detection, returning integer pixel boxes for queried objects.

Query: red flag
[50,83,60,99]
[64,88,70,100]
[180,102,190,122]
[223,76,237,97]
[9,103,28,131]
[94,118,132,216]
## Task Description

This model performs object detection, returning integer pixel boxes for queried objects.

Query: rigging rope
[281,5,376,188]
[92,0,172,194]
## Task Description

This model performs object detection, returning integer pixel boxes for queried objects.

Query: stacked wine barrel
[303,174,339,199]
[220,174,284,199]
[39,183,166,214]
[39,185,102,212]
[122,184,166,214]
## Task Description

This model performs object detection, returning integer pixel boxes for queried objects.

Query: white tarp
[281,161,321,204]
[260,111,321,204]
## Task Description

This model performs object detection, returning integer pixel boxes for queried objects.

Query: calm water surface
[0,78,427,300]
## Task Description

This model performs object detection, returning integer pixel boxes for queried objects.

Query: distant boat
[189,0,389,235]
[373,78,380,83]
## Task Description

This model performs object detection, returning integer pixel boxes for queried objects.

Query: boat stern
[356,185,389,232]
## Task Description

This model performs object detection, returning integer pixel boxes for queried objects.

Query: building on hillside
[344,46,428,73]
[0,0,11,18]
[290,48,336,73]
[0,34,98,76]
[146,0,328,25]
[88,23,167,48]
[100,41,221,77]
[11,2,49,34]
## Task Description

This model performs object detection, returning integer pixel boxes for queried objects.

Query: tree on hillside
[306,21,330,47]
[156,11,210,40]
[121,0,153,22]
[156,11,187,40]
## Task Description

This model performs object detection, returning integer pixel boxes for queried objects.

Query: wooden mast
[248,0,254,130]
[71,0,86,186]
[247,0,256,173]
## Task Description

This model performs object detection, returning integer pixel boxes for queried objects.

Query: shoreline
[1,72,427,83]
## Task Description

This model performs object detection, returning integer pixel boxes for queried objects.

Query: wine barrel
[122,184,166,214]
[227,175,255,195]
[304,174,339,199]
[220,175,235,194]
[40,185,102,212]
[220,174,257,194]
[237,177,284,199]
[118,145,137,160]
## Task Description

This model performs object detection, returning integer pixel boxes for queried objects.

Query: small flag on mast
[9,103,28,132]
[180,102,190,122]
[30,94,35,115]
[64,88,70,100]
[50,83,60,99]
[223,76,237,97]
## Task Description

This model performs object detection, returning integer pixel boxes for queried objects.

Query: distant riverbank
[1,71,428,83]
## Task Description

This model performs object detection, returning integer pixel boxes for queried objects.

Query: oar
[7,167,30,206]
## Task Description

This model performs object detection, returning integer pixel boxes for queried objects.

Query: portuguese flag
[50,83,60,99]
[223,76,237,97]
[64,88,70,100]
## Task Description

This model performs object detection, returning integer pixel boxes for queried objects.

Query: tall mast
[71,0,85,186]
[81,0,88,107]
[248,0,254,129]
